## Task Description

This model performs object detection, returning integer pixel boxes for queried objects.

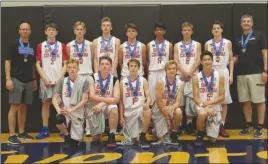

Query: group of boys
[6,14,266,148]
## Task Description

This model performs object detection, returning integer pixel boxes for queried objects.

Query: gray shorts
[87,104,118,136]
[39,80,57,102]
[9,78,33,104]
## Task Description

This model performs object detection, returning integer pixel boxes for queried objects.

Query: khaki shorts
[237,74,265,103]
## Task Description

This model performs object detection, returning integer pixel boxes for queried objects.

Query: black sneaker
[254,127,264,138]
[185,122,195,135]
[170,131,179,146]
[139,133,150,149]
[8,135,21,145]
[194,131,205,147]
[62,135,71,149]
[18,132,34,140]
[239,126,253,135]
[107,133,116,148]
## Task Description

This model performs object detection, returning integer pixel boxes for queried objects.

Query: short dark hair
[45,23,58,31]
[200,51,213,60]
[154,22,166,30]
[212,20,224,29]
[127,58,140,68]
[125,23,138,32]
[99,55,113,65]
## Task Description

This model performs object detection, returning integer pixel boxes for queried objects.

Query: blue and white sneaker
[36,127,50,139]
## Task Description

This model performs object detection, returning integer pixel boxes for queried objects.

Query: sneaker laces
[117,139,133,145]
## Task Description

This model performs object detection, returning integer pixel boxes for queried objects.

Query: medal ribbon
[182,40,193,57]
[101,35,112,52]
[75,40,85,58]
[241,30,253,49]
[98,72,111,95]
[201,71,215,93]
[154,39,165,57]
[212,38,223,57]
[19,38,30,57]
[165,76,177,99]
[128,76,140,97]
[46,40,58,58]
[127,41,138,58]
[67,78,72,97]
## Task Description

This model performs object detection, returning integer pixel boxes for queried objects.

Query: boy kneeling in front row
[117,59,152,148]
[52,59,89,148]
[192,51,225,146]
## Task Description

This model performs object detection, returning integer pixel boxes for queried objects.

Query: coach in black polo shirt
[5,23,37,144]
[233,14,267,138]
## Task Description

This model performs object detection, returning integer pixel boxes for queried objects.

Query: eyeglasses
[20,29,31,31]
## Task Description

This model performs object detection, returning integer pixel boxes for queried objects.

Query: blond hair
[73,21,86,30]
[67,58,80,67]
[182,21,194,30]
[101,17,112,25]
[164,60,178,71]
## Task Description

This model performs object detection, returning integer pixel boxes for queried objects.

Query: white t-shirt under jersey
[148,40,170,71]
[68,40,93,75]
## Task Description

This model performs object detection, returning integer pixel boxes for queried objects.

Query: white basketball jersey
[121,41,144,76]
[197,71,221,111]
[93,73,115,98]
[61,77,84,115]
[176,40,199,75]
[68,40,93,75]
[148,40,170,71]
[161,76,181,106]
[97,36,116,62]
[206,38,230,69]
[122,76,145,109]
[41,41,64,82]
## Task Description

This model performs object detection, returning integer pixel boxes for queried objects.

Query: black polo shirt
[233,31,267,75]
[5,39,36,83]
